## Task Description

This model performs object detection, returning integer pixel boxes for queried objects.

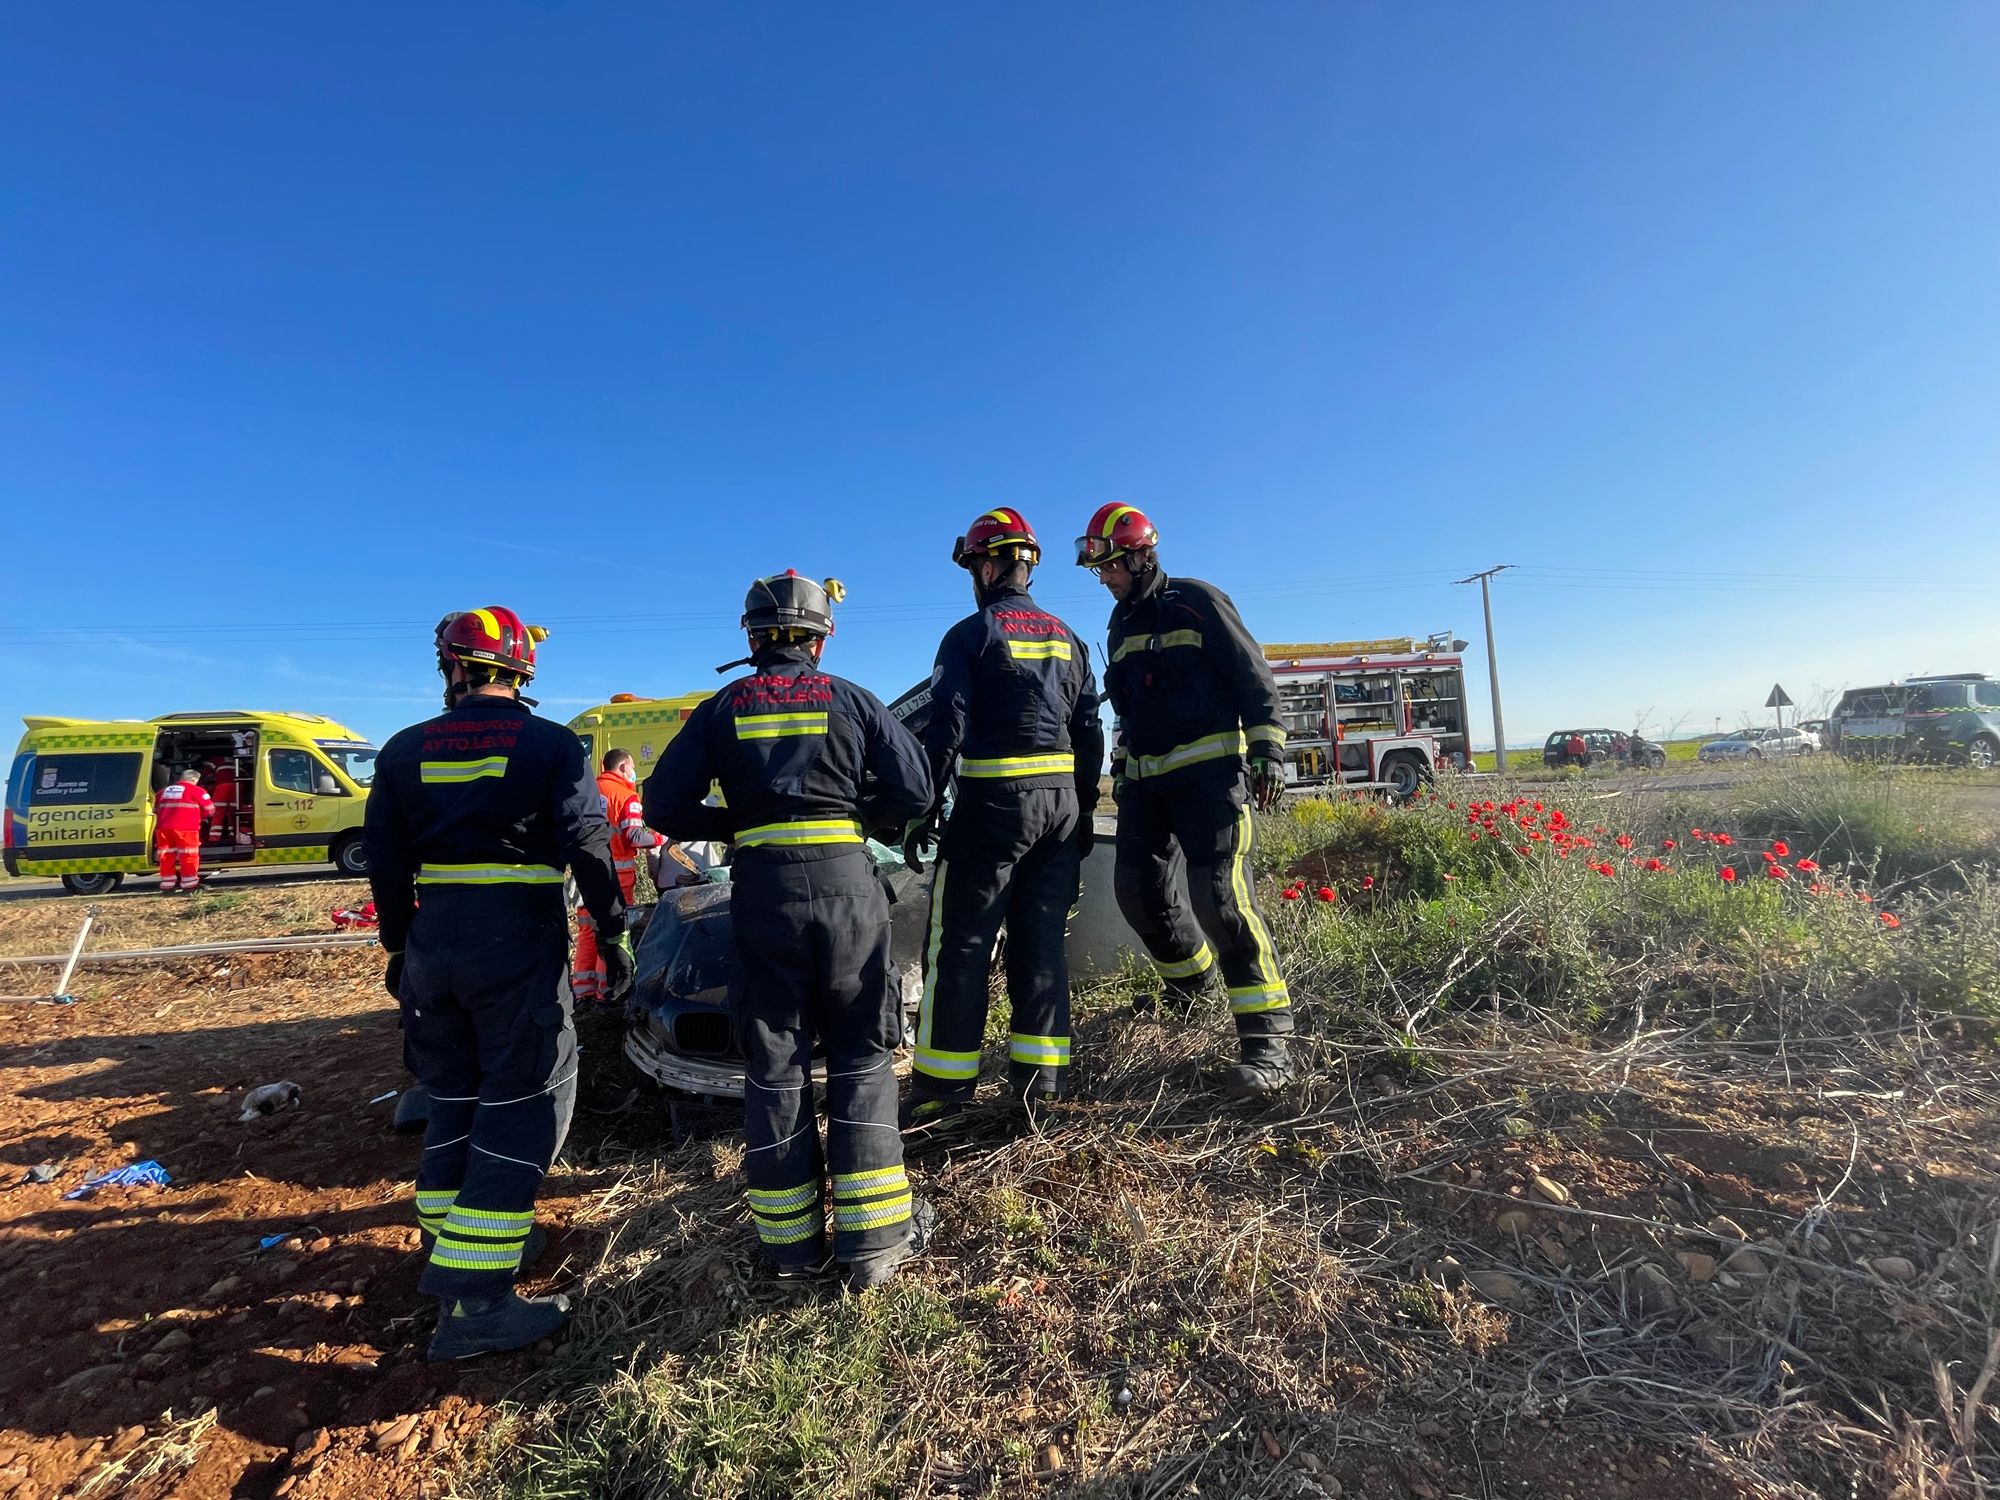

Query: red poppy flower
[1281,887,1302,900]
[1548,811,1569,830]
[1712,833,1735,847]
[1528,830,1545,841]
[1858,892,1873,903]
[1533,802,1544,813]
[1315,886,1336,902]
[1880,912,1900,928]
[1481,801,1496,812]
[1771,841,1789,858]
[1795,858,1818,873]
[1766,864,1789,880]
[1573,837,1594,849]
[1719,867,1737,883]
[1644,858,1665,872]
[1593,825,1608,835]
[1446,802,1457,811]
[1690,827,1705,838]
[1661,839,1677,851]
[1761,850,1777,864]
[1516,845,1532,857]
[1615,834,1634,849]
[1593,862,1615,877]
[1361,875,1376,891]
[1469,830,1482,842]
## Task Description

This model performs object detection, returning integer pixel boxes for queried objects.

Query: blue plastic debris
[63,1161,171,1199]
[257,1233,289,1251]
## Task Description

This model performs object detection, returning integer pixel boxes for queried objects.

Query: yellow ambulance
[564,692,713,784]
[5,710,378,895]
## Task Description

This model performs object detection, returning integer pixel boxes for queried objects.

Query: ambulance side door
[260,745,350,853]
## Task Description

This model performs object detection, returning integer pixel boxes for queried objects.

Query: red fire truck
[1264,633,1472,798]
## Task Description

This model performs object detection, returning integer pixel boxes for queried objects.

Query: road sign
[1765,684,1793,709]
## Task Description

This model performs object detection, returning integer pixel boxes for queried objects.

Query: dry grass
[455,764,2000,1499]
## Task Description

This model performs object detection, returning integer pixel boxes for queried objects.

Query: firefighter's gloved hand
[383,951,405,1001]
[1250,756,1286,812]
[902,815,939,875]
[1076,819,1095,859]
[602,932,636,1000]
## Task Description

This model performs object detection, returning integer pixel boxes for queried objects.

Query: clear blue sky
[4,4,1996,750]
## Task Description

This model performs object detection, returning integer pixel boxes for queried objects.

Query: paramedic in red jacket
[571,748,659,1005]
[154,770,215,893]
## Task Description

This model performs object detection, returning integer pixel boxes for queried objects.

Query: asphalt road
[0,864,359,905]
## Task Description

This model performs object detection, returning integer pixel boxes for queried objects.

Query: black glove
[1076,819,1096,859]
[383,950,405,1001]
[902,814,940,875]
[601,932,636,1001]
[1250,756,1286,813]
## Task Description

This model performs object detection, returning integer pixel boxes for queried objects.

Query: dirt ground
[0,881,605,1500]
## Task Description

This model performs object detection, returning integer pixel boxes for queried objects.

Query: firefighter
[901,509,1103,1128]
[153,770,214,893]
[1074,504,1295,1098]
[644,572,935,1289]
[570,748,660,1007]
[364,606,630,1361]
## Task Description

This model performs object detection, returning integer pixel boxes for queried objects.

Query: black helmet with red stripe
[1074,503,1160,567]
[435,606,546,704]
[952,507,1041,569]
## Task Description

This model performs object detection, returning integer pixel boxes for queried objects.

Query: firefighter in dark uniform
[365,607,631,1360]
[1074,505,1295,1098]
[645,572,936,1289]
[901,509,1103,1127]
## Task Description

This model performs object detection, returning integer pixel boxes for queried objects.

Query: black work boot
[898,1092,966,1134]
[426,1288,569,1361]
[1221,1035,1294,1100]
[418,1223,549,1272]
[844,1198,939,1291]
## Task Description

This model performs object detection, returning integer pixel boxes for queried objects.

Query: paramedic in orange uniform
[571,748,659,1005]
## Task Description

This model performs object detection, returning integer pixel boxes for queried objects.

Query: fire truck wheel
[1379,752,1426,801]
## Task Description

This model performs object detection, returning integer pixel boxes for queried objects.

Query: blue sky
[3,4,1996,751]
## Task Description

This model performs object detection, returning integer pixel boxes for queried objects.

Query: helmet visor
[950,534,976,568]
[1074,534,1120,567]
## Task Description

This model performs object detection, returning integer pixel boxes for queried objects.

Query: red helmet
[1074,503,1160,567]
[951,507,1040,568]
[435,606,545,684]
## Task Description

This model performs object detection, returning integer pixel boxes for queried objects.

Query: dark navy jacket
[364,694,626,956]
[923,583,1103,813]
[644,646,933,858]
[1103,570,1285,788]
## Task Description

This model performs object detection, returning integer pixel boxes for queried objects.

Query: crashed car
[621,853,932,1098]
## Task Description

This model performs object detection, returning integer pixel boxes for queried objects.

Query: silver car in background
[1697,726,1821,763]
